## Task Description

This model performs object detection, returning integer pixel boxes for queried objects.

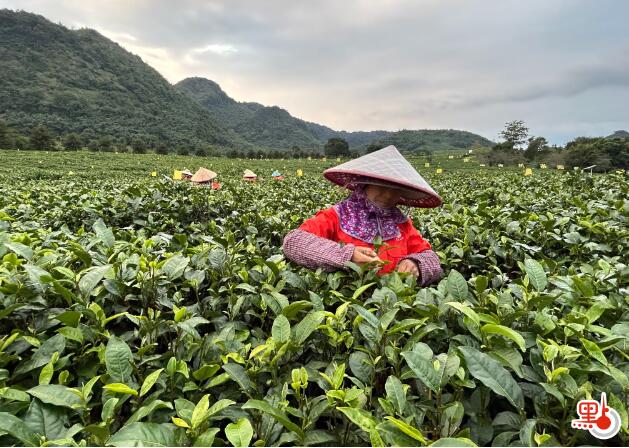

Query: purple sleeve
[404,250,443,286]
[282,229,355,272]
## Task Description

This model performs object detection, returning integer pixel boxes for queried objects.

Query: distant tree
[131,137,148,154]
[366,143,381,154]
[483,141,526,166]
[63,133,82,151]
[562,137,627,170]
[0,121,14,149]
[290,145,301,156]
[324,138,350,157]
[524,136,548,160]
[565,143,611,171]
[30,125,54,151]
[96,135,113,152]
[14,136,29,150]
[177,147,190,156]
[499,120,529,149]
[87,140,99,152]
[155,142,169,155]
[195,147,208,157]
[565,136,599,150]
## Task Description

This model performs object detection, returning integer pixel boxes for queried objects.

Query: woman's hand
[397,259,420,277]
[351,246,382,265]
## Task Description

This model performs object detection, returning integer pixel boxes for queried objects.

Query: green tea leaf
[481,324,526,351]
[524,259,547,292]
[225,418,253,447]
[103,383,138,396]
[27,384,82,409]
[292,310,325,345]
[243,399,304,438]
[458,346,524,410]
[401,351,440,392]
[222,363,255,394]
[78,264,111,297]
[24,398,69,440]
[107,422,176,447]
[105,336,134,384]
[0,412,39,446]
[140,369,163,397]
[445,302,480,327]
[384,416,426,443]
[191,394,210,429]
[272,315,291,343]
[579,338,607,365]
[337,407,377,432]
[446,270,468,300]
[193,428,220,447]
[161,254,189,280]
[93,219,115,248]
[385,376,406,415]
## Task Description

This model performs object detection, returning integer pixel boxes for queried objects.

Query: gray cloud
[1,0,628,144]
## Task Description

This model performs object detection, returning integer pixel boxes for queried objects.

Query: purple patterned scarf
[334,185,408,243]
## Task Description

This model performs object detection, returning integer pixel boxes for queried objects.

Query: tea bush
[0,151,627,446]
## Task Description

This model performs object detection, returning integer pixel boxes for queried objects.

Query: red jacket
[299,207,432,274]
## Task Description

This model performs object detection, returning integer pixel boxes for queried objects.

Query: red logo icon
[571,392,621,439]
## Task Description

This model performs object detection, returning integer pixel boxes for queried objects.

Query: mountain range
[0,9,495,152]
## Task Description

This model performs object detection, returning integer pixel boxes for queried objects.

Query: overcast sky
[3,0,628,144]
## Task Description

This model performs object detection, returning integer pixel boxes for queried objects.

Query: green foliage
[323,137,350,157]
[29,125,54,151]
[62,133,82,151]
[500,120,529,149]
[0,10,236,150]
[0,150,627,447]
[0,120,14,149]
[366,129,494,153]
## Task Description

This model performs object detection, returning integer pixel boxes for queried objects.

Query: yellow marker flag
[463,158,470,162]
[322,157,327,161]
[424,162,430,168]
[556,165,564,170]
[173,170,182,180]
[436,168,443,174]
[479,164,486,167]
[151,171,157,177]
[518,163,524,168]
[336,157,341,162]
[524,168,532,176]
[448,155,454,159]
[308,156,312,160]
[296,169,303,177]
[498,163,504,168]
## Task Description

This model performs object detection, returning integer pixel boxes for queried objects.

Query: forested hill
[1,9,494,152]
[176,77,495,151]
[175,78,323,149]
[0,10,239,148]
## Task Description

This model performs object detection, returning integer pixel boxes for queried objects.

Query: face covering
[334,185,408,243]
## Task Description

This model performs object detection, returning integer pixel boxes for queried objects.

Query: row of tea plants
[0,150,627,446]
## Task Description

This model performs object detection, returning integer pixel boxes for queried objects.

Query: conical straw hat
[182,169,193,176]
[323,145,442,207]
[243,169,257,178]
[191,167,217,183]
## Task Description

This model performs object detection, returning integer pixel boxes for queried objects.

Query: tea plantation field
[0,150,627,447]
